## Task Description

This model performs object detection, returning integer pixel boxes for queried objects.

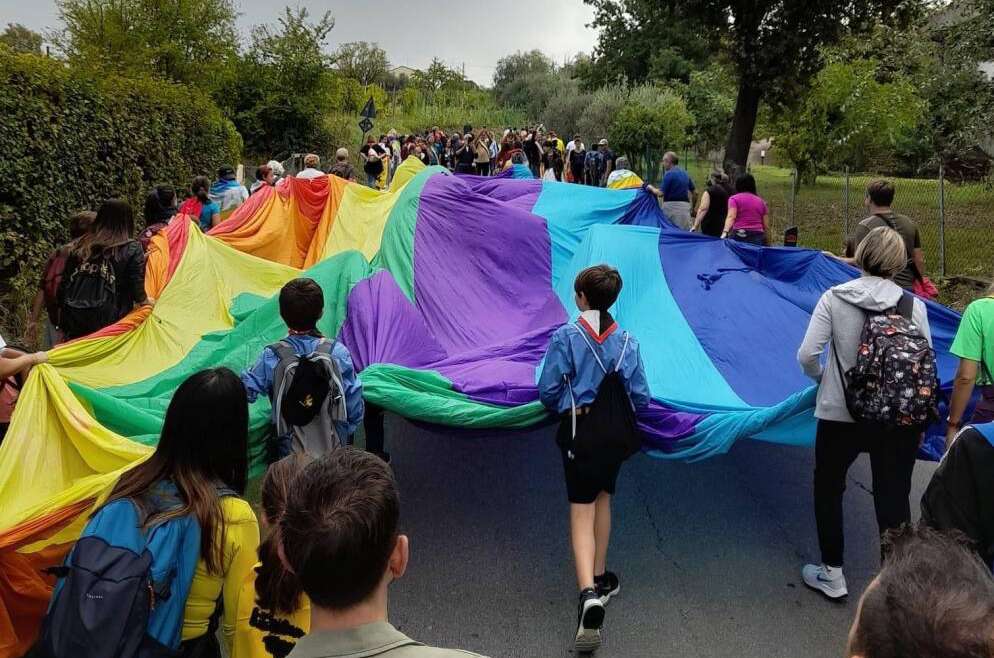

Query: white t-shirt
[0,333,6,350]
[296,168,325,180]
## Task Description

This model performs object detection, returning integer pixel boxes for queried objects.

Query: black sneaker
[594,571,620,605]
[574,588,605,653]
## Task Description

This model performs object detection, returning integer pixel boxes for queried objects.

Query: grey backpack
[270,339,348,459]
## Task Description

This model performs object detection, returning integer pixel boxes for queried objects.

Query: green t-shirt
[950,296,994,385]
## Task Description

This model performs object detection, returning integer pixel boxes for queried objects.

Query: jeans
[730,229,766,245]
[813,419,920,567]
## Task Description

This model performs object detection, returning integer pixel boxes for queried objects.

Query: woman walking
[796,227,935,600]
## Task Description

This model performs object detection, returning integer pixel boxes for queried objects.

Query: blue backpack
[35,482,202,658]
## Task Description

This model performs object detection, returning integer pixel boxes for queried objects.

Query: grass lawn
[682,158,994,283]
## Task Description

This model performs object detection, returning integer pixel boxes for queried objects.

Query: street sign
[360,97,376,119]
[358,117,373,133]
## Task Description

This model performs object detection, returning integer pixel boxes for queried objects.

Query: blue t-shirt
[199,202,221,232]
[660,166,695,202]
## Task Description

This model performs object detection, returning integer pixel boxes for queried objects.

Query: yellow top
[232,561,311,658]
[181,496,261,648]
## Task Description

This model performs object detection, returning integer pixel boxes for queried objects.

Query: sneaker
[594,571,620,605]
[574,588,605,653]
[802,564,848,600]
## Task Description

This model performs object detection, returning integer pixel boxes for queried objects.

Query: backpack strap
[573,322,608,374]
[896,292,914,320]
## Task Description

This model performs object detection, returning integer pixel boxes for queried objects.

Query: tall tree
[493,50,554,91]
[693,1,920,170]
[0,23,43,54]
[332,41,389,86]
[220,7,337,157]
[56,0,238,90]
[585,0,916,169]
[583,0,711,88]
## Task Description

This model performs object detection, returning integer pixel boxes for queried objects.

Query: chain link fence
[682,154,994,283]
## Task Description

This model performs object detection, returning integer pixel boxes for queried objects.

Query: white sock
[824,565,844,580]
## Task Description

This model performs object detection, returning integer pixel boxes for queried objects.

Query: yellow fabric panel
[321,158,425,261]
[51,227,299,389]
[0,365,150,533]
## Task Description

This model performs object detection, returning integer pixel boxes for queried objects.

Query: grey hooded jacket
[797,276,932,423]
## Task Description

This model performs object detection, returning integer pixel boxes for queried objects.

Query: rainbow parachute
[0,159,961,655]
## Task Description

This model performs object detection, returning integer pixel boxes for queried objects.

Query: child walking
[242,278,364,459]
[538,265,651,653]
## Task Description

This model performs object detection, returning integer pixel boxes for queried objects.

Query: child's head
[279,278,324,332]
[69,211,96,240]
[280,449,406,612]
[573,265,622,312]
[255,453,313,615]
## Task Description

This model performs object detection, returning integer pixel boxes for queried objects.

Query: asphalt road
[373,414,940,658]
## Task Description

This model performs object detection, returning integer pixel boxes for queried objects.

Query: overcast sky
[5,0,599,86]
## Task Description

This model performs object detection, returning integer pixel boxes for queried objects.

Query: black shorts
[557,418,622,504]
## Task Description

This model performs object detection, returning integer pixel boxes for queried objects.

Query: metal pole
[843,166,850,240]
[789,169,796,228]
[938,160,946,277]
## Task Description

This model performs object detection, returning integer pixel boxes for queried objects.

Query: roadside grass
[683,158,994,283]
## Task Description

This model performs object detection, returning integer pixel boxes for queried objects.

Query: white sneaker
[802,564,848,600]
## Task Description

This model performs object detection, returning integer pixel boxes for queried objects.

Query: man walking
[658,152,696,230]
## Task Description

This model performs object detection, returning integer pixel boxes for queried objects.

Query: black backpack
[59,249,118,339]
[566,328,641,463]
[280,353,330,427]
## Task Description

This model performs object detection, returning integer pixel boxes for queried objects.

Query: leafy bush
[609,86,693,178]
[0,48,241,339]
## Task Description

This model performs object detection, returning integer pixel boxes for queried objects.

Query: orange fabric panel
[303,175,350,268]
[0,498,92,658]
[207,177,343,268]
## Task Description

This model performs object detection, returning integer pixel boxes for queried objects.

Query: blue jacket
[538,321,651,414]
[241,335,364,439]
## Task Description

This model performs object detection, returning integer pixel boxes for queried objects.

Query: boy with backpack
[537,265,651,653]
[242,278,364,459]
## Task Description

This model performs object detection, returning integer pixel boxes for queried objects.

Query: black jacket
[921,426,994,569]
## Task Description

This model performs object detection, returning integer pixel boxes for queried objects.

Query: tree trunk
[723,79,762,175]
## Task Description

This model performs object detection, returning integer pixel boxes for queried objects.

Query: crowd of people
[1,141,993,657]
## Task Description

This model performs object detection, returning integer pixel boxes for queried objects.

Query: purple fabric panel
[338,270,447,372]
[458,175,542,211]
[638,401,705,451]
[412,175,567,363]
[435,325,559,406]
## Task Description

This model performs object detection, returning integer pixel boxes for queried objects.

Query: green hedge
[0,48,242,341]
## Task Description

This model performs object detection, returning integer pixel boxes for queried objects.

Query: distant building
[389,66,418,80]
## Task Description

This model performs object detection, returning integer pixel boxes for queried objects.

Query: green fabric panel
[361,363,548,428]
[371,166,442,301]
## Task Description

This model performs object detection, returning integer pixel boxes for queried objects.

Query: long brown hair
[255,453,312,614]
[72,199,135,261]
[101,368,249,574]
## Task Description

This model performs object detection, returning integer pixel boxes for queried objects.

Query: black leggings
[364,401,386,455]
[813,419,920,567]
[476,161,491,176]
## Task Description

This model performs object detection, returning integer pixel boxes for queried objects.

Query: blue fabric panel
[551,224,745,408]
